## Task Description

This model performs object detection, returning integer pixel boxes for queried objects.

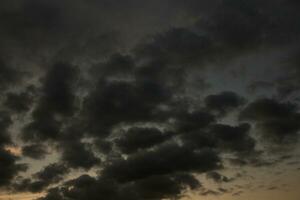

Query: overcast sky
[0,0,300,200]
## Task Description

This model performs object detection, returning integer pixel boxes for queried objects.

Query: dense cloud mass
[115,127,173,154]
[13,163,69,193]
[0,0,299,200]
[240,98,300,144]
[205,91,246,116]
[22,144,49,160]
[0,112,27,187]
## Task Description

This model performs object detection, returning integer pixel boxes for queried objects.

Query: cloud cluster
[0,0,299,199]
[13,163,69,193]
[240,98,300,144]
[0,112,27,187]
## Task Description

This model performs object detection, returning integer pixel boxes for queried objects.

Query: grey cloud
[115,127,173,154]
[1,0,300,199]
[240,98,300,144]
[205,91,246,117]
[13,163,69,193]
[22,144,48,160]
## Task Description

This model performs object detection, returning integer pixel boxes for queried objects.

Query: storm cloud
[0,0,299,200]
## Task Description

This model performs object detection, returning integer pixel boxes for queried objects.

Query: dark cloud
[127,173,200,199]
[0,111,12,147]
[0,112,27,187]
[22,116,62,142]
[209,123,255,154]
[83,51,178,141]
[134,28,214,67]
[200,189,221,196]
[275,45,300,98]
[229,157,275,168]
[202,0,267,50]
[115,127,173,154]
[94,139,112,154]
[0,59,20,90]
[102,143,221,183]
[206,171,232,183]
[60,140,100,170]
[83,78,171,138]
[0,148,27,187]
[37,188,63,200]
[40,172,200,200]
[247,81,275,94]
[13,163,69,193]
[0,0,64,37]
[176,111,216,133]
[36,62,78,116]
[240,98,300,144]
[22,144,48,160]
[0,0,300,199]
[0,0,123,63]
[4,87,35,113]
[83,81,152,137]
[205,91,246,116]
[199,0,300,52]
[181,122,256,157]
[22,62,78,142]
[34,163,69,184]
[13,178,48,193]
[90,53,135,81]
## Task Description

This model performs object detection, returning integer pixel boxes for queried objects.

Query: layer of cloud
[0,0,299,199]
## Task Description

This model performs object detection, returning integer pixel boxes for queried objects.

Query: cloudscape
[0,0,300,200]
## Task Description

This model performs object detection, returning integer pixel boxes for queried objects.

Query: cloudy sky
[0,0,300,200]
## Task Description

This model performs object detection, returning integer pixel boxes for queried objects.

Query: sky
[0,0,300,200]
